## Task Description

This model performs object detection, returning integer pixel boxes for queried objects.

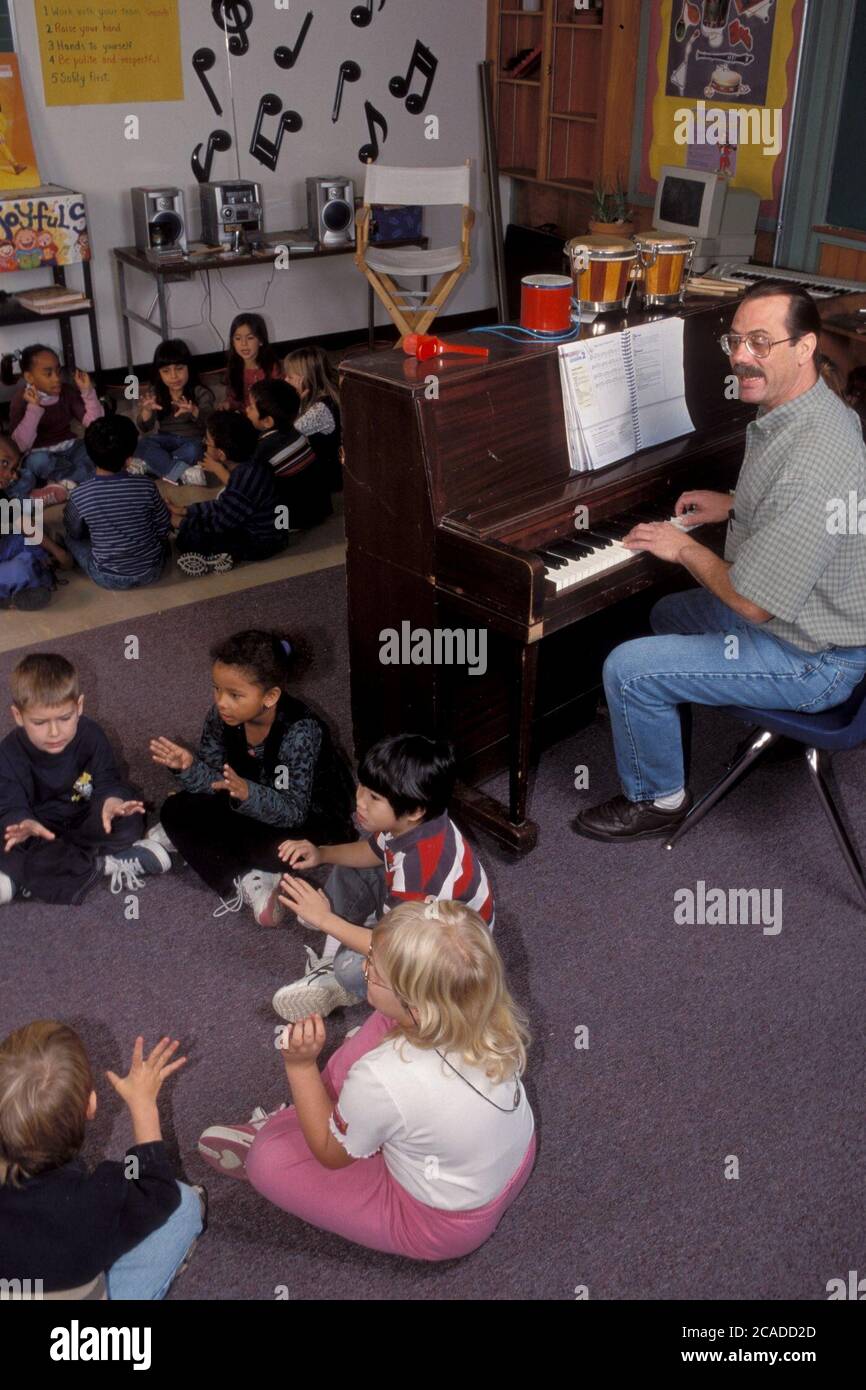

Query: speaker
[131,187,188,257]
[306,177,355,248]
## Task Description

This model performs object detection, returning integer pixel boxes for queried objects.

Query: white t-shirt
[329,1033,535,1211]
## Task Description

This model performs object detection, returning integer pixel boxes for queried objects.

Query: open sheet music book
[558,317,695,472]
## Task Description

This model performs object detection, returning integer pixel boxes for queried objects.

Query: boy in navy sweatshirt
[0,1020,204,1299]
[170,410,288,578]
[0,653,170,905]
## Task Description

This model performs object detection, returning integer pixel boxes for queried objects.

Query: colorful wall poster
[0,186,90,272]
[665,0,778,105]
[35,0,183,106]
[0,54,40,190]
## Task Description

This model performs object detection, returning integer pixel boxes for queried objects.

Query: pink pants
[246,1010,536,1261]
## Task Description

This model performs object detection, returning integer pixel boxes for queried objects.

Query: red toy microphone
[402,333,489,361]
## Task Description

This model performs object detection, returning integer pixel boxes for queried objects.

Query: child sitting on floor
[0,1021,204,1299]
[222,312,282,411]
[283,345,343,492]
[0,653,171,906]
[247,378,332,531]
[0,431,71,506]
[63,416,171,590]
[273,733,494,1021]
[132,339,214,486]
[170,410,287,577]
[3,345,102,500]
[198,900,535,1263]
[149,629,355,924]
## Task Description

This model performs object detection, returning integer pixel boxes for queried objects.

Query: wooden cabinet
[487,0,638,209]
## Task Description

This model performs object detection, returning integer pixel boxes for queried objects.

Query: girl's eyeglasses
[363,949,397,993]
[718,332,798,360]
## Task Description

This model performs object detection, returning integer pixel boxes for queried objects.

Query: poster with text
[36,0,183,106]
[0,54,40,190]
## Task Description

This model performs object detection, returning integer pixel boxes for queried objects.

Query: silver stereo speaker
[306,177,355,247]
[131,187,188,257]
[200,180,264,249]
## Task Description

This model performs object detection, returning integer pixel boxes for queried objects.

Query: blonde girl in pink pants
[198,900,536,1260]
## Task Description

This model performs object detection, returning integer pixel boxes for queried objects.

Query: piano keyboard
[707,261,866,299]
[538,508,694,594]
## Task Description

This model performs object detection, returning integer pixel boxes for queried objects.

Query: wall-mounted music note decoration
[275,10,313,70]
[212,0,254,58]
[250,93,303,172]
[389,40,438,116]
[191,129,233,184]
[192,48,223,117]
[358,100,388,164]
[351,0,386,29]
[332,60,361,123]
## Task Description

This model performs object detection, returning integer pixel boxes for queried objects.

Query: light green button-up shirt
[725,376,866,653]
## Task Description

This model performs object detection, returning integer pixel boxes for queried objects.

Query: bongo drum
[633,231,696,307]
[565,235,637,313]
[520,274,574,334]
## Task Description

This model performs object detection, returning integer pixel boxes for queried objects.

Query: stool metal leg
[665,728,778,851]
[805,748,866,906]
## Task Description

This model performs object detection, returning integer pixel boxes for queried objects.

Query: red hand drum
[519,274,574,333]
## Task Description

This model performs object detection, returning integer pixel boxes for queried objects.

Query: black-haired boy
[247,379,331,530]
[273,733,494,1020]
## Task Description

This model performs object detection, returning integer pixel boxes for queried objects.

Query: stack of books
[15,285,91,314]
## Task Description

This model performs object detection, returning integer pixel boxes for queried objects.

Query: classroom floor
[0,488,346,654]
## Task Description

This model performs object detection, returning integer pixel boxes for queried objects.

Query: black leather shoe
[571,792,693,842]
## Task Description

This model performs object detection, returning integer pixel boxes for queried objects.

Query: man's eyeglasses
[719,332,799,360]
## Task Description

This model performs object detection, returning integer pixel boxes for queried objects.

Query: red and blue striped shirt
[368,811,495,926]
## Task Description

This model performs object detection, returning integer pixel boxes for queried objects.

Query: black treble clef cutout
[191,129,233,184]
[275,10,313,70]
[358,100,388,164]
[192,48,223,117]
[332,60,361,123]
[250,93,303,172]
[351,0,386,29]
[211,0,253,57]
[389,40,439,115]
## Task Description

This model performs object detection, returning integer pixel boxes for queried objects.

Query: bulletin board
[35,0,183,106]
[639,0,805,212]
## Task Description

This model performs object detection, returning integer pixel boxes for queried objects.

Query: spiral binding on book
[622,331,642,451]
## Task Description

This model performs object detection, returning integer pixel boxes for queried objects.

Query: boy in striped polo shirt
[272,734,494,1020]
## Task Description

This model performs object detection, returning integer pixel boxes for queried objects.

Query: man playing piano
[574,283,866,842]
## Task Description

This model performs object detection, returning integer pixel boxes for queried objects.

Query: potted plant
[588,176,634,238]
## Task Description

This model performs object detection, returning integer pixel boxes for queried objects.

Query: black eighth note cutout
[390,40,438,115]
[275,10,313,70]
[191,129,232,184]
[358,100,388,163]
[250,94,303,172]
[351,0,386,28]
[192,48,223,116]
[332,60,361,123]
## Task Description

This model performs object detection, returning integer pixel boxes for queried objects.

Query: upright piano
[340,300,754,852]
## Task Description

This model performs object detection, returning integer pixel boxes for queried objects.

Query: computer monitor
[652,165,761,271]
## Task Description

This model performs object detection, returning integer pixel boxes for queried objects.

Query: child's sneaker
[177,551,234,578]
[197,1104,286,1177]
[272,952,362,1022]
[180,464,207,486]
[103,839,172,894]
[147,822,177,854]
[0,872,17,905]
[29,484,70,506]
[212,870,285,926]
[126,458,149,476]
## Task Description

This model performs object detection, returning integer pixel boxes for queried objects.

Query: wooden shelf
[499,76,542,86]
[554,20,604,28]
[550,111,597,122]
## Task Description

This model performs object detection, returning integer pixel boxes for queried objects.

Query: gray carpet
[2,567,864,1301]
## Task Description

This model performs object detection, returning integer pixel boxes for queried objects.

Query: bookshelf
[487,0,639,230]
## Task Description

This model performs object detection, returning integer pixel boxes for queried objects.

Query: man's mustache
[734,365,765,379]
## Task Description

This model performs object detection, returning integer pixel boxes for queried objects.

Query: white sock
[320,934,340,962]
[653,789,686,811]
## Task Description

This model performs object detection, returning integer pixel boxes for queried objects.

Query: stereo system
[200,180,264,250]
[306,177,355,248]
[131,187,188,258]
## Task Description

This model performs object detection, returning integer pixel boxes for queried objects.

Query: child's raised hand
[150,736,193,771]
[102,796,145,835]
[4,818,55,852]
[277,838,321,868]
[278,1014,327,1069]
[278,875,331,929]
[211,764,248,800]
[173,396,198,419]
[106,1035,187,1108]
[73,368,92,394]
[22,383,41,408]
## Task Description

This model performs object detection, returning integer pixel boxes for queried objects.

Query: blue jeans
[135,432,202,483]
[65,533,167,589]
[326,863,386,998]
[6,439,94,499]
[106,1181,204,1301]
[604,589,866,802]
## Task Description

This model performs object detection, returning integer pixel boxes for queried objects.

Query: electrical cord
[468,322,583,344]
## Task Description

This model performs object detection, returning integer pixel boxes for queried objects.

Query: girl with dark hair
[223,314,282,412]
[4,344,102,500]
[148,630,355,925]
[133,339,215,485]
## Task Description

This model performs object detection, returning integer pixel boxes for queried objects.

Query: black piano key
[580,530,614,548]
[551,538,597,558]
[538,549,568,569]
[592,522,630,540]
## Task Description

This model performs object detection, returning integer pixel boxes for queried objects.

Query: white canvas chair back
[362,163,470,208]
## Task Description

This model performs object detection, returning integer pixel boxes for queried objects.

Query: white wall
[6,0,493,371]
